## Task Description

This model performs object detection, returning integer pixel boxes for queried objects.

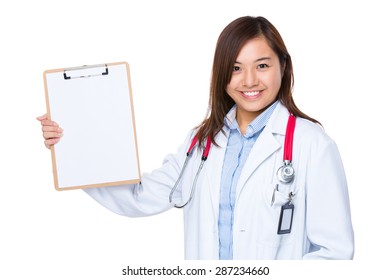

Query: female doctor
[37,16,354,260]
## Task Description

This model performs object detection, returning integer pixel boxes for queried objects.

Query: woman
[37,16,354,259]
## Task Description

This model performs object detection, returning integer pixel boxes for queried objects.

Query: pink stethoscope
[169,114,296,208]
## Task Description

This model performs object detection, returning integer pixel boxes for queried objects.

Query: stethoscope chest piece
[277,160,295,184]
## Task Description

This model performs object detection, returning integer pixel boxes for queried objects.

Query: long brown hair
[196,16,320,147]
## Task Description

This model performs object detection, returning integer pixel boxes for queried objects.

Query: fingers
[37,113,63,149]
[36,114,57,127]
[44,138,61,149]
[42,126,63,141]
[36,114,48,121]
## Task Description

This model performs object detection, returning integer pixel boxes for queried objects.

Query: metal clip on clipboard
[63,64,109,80]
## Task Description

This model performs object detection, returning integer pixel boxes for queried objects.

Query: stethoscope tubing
[169,155,191,208]
[169,113,296,207]
[276,114,296,184]
[169,135,211,208]
[283,114,296,162]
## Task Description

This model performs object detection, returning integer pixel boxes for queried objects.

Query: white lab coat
[85,102,354,259]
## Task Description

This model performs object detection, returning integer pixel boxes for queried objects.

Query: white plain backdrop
[1,0,390,279]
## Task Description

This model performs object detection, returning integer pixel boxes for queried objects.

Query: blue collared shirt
[218,101,277,260]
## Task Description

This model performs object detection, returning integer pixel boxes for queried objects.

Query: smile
[241,90,262,97]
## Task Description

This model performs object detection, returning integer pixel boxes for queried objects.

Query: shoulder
[270,102,333,143]
[272,102,336,148]
[295,117,337,152]
[295,117,327,139]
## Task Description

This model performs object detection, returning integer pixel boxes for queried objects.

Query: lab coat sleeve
[303,139,354,259]
[83,131,193,217]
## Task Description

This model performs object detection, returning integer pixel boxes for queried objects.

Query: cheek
[265,71,282,92]
[273,75,282,90]
[226,88,236,101]
[225,77,239,96]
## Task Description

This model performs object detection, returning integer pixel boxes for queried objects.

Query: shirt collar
[224,101,278,137]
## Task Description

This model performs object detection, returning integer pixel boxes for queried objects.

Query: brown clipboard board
[43,62,141,191]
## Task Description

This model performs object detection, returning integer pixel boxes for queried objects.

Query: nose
[242,69,258,87]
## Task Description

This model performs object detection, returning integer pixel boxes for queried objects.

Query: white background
[1,0,390,279]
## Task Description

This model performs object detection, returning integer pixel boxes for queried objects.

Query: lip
[240,90,263,99]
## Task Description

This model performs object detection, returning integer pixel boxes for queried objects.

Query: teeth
[243,91,260,96]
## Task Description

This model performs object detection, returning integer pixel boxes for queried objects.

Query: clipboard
[43,62,141,191]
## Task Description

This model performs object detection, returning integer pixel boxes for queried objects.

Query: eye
[232,66,241,72]
[257,63,269,69]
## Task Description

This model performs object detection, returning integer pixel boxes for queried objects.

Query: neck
[236,111,260,134]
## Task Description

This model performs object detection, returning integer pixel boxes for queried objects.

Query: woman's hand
[36,114,63,149]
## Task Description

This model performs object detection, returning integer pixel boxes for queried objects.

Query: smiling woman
[37,16,354,260]
[195,16,320,148]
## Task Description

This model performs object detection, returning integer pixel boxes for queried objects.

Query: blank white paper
[45,63,140,189]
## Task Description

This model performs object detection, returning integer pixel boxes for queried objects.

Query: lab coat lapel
[205,128,228,221]
[236,103,289,198]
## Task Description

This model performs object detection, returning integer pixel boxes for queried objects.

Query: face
[226,37,283,126]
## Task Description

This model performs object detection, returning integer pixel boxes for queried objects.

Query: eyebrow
[234,57,272,64]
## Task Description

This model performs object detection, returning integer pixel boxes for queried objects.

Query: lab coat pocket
[258,183,298,248]
[267,184,292,209]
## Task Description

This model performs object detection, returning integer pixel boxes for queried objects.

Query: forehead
[236,37,277,61]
